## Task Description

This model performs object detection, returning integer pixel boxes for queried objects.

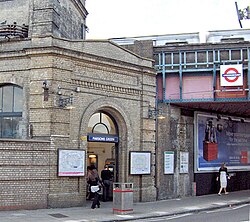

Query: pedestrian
[216,162,230,195]
[86,166,94,200]
[101,165,113,201]
[87,165,102,209]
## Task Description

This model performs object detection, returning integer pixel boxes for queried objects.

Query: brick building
[0,0,157,209]
[112,29,250,199]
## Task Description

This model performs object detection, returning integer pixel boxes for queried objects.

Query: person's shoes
[225,192,229,195]
[97,205,100,208]
[218,193,221,196]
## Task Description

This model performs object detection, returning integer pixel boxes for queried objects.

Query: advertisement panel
[220,64,243,86]
[195,112,250,172]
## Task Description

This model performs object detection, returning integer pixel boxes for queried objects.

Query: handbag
[91,185,100,193]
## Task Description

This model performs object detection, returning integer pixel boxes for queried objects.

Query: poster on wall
[180,151,189,174]
[129,151,151,175]
[164,151,174,174]
[195,112,250,172]
[58,149,85,176]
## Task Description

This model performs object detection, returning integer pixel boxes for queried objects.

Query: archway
[86,111,119,201]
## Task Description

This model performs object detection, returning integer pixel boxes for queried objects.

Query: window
[88,112,117,134]
[0,85,23,138]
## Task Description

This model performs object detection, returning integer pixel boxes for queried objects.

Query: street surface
[130,204,250,222]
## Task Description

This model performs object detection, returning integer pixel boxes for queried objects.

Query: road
[130,204,250,222]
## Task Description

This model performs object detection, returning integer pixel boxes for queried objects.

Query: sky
[85,0,250,40]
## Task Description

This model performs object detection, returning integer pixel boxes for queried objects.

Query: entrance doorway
[86,112,119,200]
[87,142,117,180]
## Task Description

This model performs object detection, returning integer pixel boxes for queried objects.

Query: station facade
[0,0,157,210]
[1,0,250,210]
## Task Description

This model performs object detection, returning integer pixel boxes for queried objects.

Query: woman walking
[217,163,230,195]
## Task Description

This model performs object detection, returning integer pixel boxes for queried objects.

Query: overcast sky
[85,0,250,39]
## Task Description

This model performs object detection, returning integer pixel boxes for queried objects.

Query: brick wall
[0,0,30,27]
[157,105,194,199]
[0,140,50,210]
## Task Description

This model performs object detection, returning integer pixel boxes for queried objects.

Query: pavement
[0,190,250,222]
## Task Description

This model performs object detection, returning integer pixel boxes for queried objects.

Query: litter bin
[113,183,133,214]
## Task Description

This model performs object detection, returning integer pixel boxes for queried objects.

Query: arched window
[88,112,117,134]
[0,84,23,138]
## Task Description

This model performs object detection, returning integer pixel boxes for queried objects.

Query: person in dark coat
[87,165,102,209]
[101,165,113,201]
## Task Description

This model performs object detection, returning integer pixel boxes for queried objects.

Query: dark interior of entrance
[87,141,117,181]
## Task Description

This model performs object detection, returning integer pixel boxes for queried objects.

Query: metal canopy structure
[169,100,250,118]
[155,41,250,118]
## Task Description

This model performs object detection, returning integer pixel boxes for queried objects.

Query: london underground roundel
[220,64,243,86]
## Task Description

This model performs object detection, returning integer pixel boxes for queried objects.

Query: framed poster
[129,151,151,175]
[58,149,85,176]
[164,151,174,174]
[180,151,189,174]
[194,112,250,172]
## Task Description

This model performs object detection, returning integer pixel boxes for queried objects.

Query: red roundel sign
[220,65,243,86]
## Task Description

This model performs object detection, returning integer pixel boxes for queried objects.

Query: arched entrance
[86,111,119,200]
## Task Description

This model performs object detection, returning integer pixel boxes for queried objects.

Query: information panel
[58,149,85,176]
[180,151,189,174]
[129,151,151,175]
[164,151,174,174]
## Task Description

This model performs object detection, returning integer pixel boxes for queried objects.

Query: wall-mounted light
[88,154,97,158]
[56,85,80,109]
[58,92,74,109]
[148,105,165,119]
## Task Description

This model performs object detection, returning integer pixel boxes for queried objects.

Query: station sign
[220,64,243,86]
[87,133,119,143]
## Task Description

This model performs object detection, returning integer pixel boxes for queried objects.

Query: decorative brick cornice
[72,79,141,95]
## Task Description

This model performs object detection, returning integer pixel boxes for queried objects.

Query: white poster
[180,151,189,174]
[164,151,174,174]
[220,64,243,86]
[58,149,85,176]
[130,151,151,175]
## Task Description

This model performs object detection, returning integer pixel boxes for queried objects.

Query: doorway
[87,141,117,181]
[86,112,119,200]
